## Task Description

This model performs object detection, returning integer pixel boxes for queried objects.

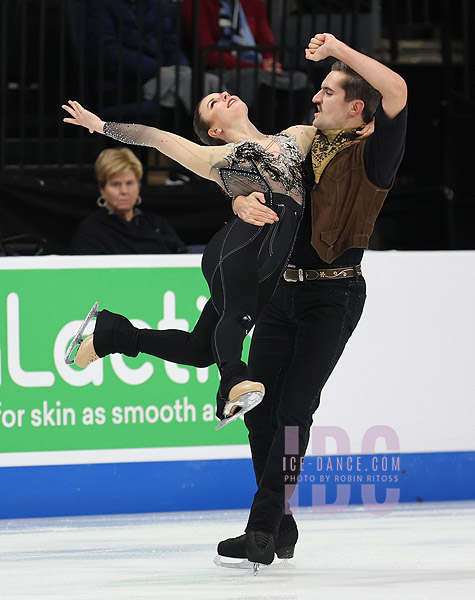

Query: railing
[1,0,193,173]
[0,0,382,174]
[0,0,473,176]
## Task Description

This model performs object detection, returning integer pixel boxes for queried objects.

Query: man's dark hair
[193,101,226,146]
[331,60,382,123]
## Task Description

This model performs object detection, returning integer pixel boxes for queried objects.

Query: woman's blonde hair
[94,147,143,188]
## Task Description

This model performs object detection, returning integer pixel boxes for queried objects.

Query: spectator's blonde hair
[95,148,143,188]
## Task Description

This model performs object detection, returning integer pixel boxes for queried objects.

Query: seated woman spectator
[70,148,186,255]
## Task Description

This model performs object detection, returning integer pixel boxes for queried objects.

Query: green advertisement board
[0,256,249,458]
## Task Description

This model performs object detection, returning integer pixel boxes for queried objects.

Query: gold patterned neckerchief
[311,127,362,183]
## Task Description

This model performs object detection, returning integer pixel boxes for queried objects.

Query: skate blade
[64,302,99,365]
[213,556,254,570]
[215,391,263,430]
[213,555,295,571]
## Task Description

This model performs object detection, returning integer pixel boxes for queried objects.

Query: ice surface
[0,501,474,600]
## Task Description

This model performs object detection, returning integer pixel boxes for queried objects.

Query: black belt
[283,264,362,282]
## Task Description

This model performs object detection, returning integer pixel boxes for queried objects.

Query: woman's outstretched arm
[62,100,224,180]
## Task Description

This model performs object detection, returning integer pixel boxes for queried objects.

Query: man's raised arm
[306,33,407,119]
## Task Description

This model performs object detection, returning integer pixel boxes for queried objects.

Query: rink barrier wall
[1,451,474,519]
[1,252,474,519]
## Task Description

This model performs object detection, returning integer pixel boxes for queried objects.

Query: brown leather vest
[310,139,391,263]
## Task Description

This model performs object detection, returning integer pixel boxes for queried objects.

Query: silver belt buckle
[284,268,305,283]
[283,271,295,282]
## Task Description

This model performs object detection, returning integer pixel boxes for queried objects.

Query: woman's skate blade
[215,391,263,430]
[64,302,99,365]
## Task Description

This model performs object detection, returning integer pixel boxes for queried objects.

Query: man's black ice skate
[246,530,275,574]
[215,381,265,430]
[217,533,247,559]
[217,530,298,560]
[214,534,248,569]
[216,519,298,563]
[215,531,275,573]
[275,515,299,559]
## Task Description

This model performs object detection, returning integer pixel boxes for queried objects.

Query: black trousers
[135,193,302,405]
[244,274,366,534]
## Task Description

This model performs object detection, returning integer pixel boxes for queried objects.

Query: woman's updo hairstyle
[193,100,226,146]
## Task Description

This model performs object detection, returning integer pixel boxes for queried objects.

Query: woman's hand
[353,119,375,142]
[62,100,104,134]
[232,192,279,226]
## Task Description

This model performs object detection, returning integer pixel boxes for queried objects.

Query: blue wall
[1,451,474,520]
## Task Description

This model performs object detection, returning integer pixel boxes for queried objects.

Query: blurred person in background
[180,0,310,128]
[83,0,219,116]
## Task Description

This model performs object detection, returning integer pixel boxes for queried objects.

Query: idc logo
[284,425,401,516]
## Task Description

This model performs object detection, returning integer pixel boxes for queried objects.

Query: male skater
[217,32,408,565]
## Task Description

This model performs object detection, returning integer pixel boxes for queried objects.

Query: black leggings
[135,193,302,403]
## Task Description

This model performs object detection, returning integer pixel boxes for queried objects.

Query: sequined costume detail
[220,135,305,204]
[104,122,156,148]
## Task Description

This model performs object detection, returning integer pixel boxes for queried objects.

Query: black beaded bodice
[218,134,305,204]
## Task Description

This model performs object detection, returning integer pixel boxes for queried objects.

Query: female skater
[62,94,315,427]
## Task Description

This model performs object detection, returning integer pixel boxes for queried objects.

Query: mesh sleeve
[103,122,225,181]
[281,125,316,156]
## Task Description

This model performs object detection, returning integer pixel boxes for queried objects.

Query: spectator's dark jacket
[71,208,186,255]
[85,0,188,94]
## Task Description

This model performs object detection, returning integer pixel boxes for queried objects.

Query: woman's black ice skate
[215,381,265,430]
